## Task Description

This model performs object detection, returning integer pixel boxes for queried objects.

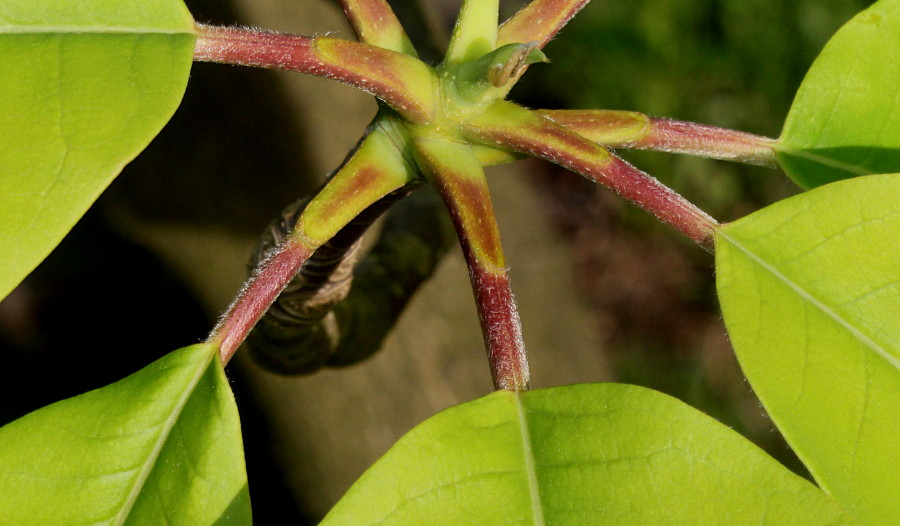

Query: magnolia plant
[195,1,744,389]
[0,0,897,524]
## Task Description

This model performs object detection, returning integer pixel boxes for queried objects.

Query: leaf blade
[716,174,900,524]
[322,384,853,525]
[0,344,250,525]
[0,0,195,301]
[0,0,194,29]
[776,0,900,187]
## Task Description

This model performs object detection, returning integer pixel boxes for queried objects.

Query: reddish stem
[464,102,719,250]
[645,118,777,167]
[600,155,718,249]
[193,24,434,122]
[494,0,591,95]
[193,24,316,71]
[498,0,591,49]
[413,137,530,390]
[538,110,777,166]
[338,0,417,56]
[468,265,530,391]
[208,237,313,365]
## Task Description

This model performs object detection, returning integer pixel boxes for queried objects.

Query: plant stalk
[338,0,419,56]
[208,237,314,364]
[468,265,530,391]
[495,0,591,94]
[413,136,530,390]
[498,0,592,49]
[464,101,719,250]
[193,24,435,122]
[245,187,439,375]
[537,110,778,167]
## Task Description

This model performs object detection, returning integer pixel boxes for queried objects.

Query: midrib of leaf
[112,345,217,526]
[773,145,872,177]
[514,391,546,526]
[718,230,899,371]
[0,26,194,34]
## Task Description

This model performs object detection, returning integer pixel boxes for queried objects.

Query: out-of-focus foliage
[515,0,871,215]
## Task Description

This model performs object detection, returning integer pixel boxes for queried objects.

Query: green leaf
[0,344,250,525]
[0,0,196,301]
[776,0,900,188]
[323,383,851,525]
[716,174,900,524]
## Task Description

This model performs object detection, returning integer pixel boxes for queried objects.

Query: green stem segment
[338,0,419,56]
[447,0,500,62]
[464,101,718,250]
[537,109,778,167]
[413,137,530,391]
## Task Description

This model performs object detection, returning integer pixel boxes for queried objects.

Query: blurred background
[0,0,872,523]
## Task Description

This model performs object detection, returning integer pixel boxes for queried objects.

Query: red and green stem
[209,238,314,363]
[197,0,757,382]
[493,0,591,95]
[413,137,530,391]
[193,24,435,123]
[463,101,719,249]
[338,0,419,56]
[538,109,777,167]
[498,0,591,48]
[208,127,414,363]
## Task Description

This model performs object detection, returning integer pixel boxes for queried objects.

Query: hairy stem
[467,266,529,391]
[209,124,413,364]
[464,101,718,250]
[338,0,418,56]
[498,0,591,49]
[193,24,435,122]
[446,0,499,62]
[208,237,314,364]
[537,109,778,167]
[247,187,456,374]
[246,187,414,374]
[413,136,530,390]
[494,0,591,94]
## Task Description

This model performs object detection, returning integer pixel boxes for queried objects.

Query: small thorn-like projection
[202,0,771,391]
[487,42,543,87]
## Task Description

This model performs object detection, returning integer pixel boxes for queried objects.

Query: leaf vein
[515,392,546,526]
[720,232,899,373]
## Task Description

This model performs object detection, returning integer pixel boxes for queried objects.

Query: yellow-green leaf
[717,174,900,524]
[323,384,852,525]
[0,344,250,525]
[776,0,900,187]
[0,0,196,300]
